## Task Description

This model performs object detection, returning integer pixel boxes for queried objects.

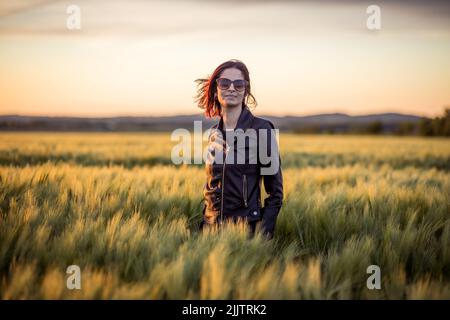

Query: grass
[0,132,449,299]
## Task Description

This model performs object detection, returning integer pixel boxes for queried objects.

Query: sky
[0,0,449,117]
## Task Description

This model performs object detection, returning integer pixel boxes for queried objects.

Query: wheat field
[0,132,449,299]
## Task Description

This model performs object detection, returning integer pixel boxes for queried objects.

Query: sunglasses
[216,78,248,92]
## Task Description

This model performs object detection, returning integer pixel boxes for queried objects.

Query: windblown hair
[194,59,257,118]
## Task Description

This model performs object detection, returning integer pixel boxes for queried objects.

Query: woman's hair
[195,59,257,118]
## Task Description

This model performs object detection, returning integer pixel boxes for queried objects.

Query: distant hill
[264,113,424,132]
[0,113,425,133]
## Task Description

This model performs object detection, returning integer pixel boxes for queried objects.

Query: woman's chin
[223,101,241,109]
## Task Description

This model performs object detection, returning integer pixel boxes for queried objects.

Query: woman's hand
[206,130,229,163]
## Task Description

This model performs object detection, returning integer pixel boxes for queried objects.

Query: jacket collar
[217,104,255,132]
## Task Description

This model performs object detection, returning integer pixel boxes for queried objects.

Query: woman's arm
[260,121,284,239]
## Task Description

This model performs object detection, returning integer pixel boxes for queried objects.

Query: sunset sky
[0,0,449,117]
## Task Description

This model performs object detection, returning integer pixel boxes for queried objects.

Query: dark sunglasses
[216,78,248,92]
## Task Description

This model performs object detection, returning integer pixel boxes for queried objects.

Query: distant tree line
[293,108,450,136]
[415,108,450,136]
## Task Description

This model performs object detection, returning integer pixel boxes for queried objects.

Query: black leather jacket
[201,105,284,237]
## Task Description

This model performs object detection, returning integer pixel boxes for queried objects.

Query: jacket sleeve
[259,121,284,238]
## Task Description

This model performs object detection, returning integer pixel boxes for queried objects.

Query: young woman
[195,59,283,240]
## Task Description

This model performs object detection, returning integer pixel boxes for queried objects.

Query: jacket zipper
[220,162,226,226]
[243,174,248,208]
[220,142,229,227]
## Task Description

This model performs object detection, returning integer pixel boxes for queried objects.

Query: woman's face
[216,68,246,110]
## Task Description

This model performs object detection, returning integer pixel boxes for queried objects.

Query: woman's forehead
[219,68,244,80]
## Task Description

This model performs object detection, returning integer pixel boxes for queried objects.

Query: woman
[195,59,283,240]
